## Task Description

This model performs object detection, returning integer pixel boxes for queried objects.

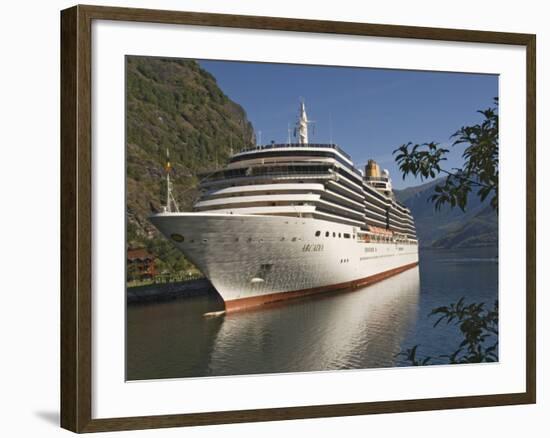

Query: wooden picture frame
[60,4,536,433]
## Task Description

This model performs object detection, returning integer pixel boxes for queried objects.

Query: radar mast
[296,101,311,145]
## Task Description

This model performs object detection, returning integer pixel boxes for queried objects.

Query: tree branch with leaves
[398,298,499,365]
[395,99,500,366]
[393,98,499,212]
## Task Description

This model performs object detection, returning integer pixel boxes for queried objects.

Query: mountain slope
[126,56,255,273]
[430,205,498,248]
[392,179,440,204]
[394,178,498,248]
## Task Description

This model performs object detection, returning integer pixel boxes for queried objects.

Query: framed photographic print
[60,4,536,433]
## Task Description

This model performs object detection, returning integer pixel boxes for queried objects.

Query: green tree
[393,98,498,211]
[395,99,499,365]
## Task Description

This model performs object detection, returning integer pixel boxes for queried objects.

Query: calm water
[126,247,498,380]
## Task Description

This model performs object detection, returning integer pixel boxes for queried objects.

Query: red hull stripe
[224,261,419,312]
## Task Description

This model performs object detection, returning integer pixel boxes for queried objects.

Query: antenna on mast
[329,112,333,144]
[163,148,180,213]
[287,122,291,145]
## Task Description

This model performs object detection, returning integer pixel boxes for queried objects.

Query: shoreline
[127,278,219,304]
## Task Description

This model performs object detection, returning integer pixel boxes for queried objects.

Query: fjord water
[126,247,498,380]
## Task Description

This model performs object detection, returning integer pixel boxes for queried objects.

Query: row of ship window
[314,231,354,239]
[172,233,415,245]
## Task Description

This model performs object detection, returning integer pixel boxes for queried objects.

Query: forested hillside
[126,56,255,274]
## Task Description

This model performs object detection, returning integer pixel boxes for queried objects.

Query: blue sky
[199,60,498,189]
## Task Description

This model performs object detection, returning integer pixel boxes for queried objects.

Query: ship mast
[297,101,310,145]
[164,148,180,213]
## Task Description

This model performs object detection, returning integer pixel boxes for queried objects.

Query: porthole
[315,231,321,237]
[325,231,329,237]
[170,233,184,242]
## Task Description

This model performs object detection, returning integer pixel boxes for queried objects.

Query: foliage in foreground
[395,99,500,365]
[399,298,499,366]
[393,98,499,212]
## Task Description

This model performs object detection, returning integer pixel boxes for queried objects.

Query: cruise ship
[150,103,419,311]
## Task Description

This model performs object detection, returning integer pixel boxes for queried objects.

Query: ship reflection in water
[127,267,421,380]
[210,267,420,375]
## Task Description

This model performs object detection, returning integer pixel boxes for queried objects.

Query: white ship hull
[150,212,419,311]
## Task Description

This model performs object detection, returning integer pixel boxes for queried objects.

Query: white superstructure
[150,103,419,311]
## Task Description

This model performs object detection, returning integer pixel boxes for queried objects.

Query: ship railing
[201,170,337,184]
[364,176,390,182]
[236,143,353,161]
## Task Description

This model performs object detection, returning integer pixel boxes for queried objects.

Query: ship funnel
[365,159,381,178]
